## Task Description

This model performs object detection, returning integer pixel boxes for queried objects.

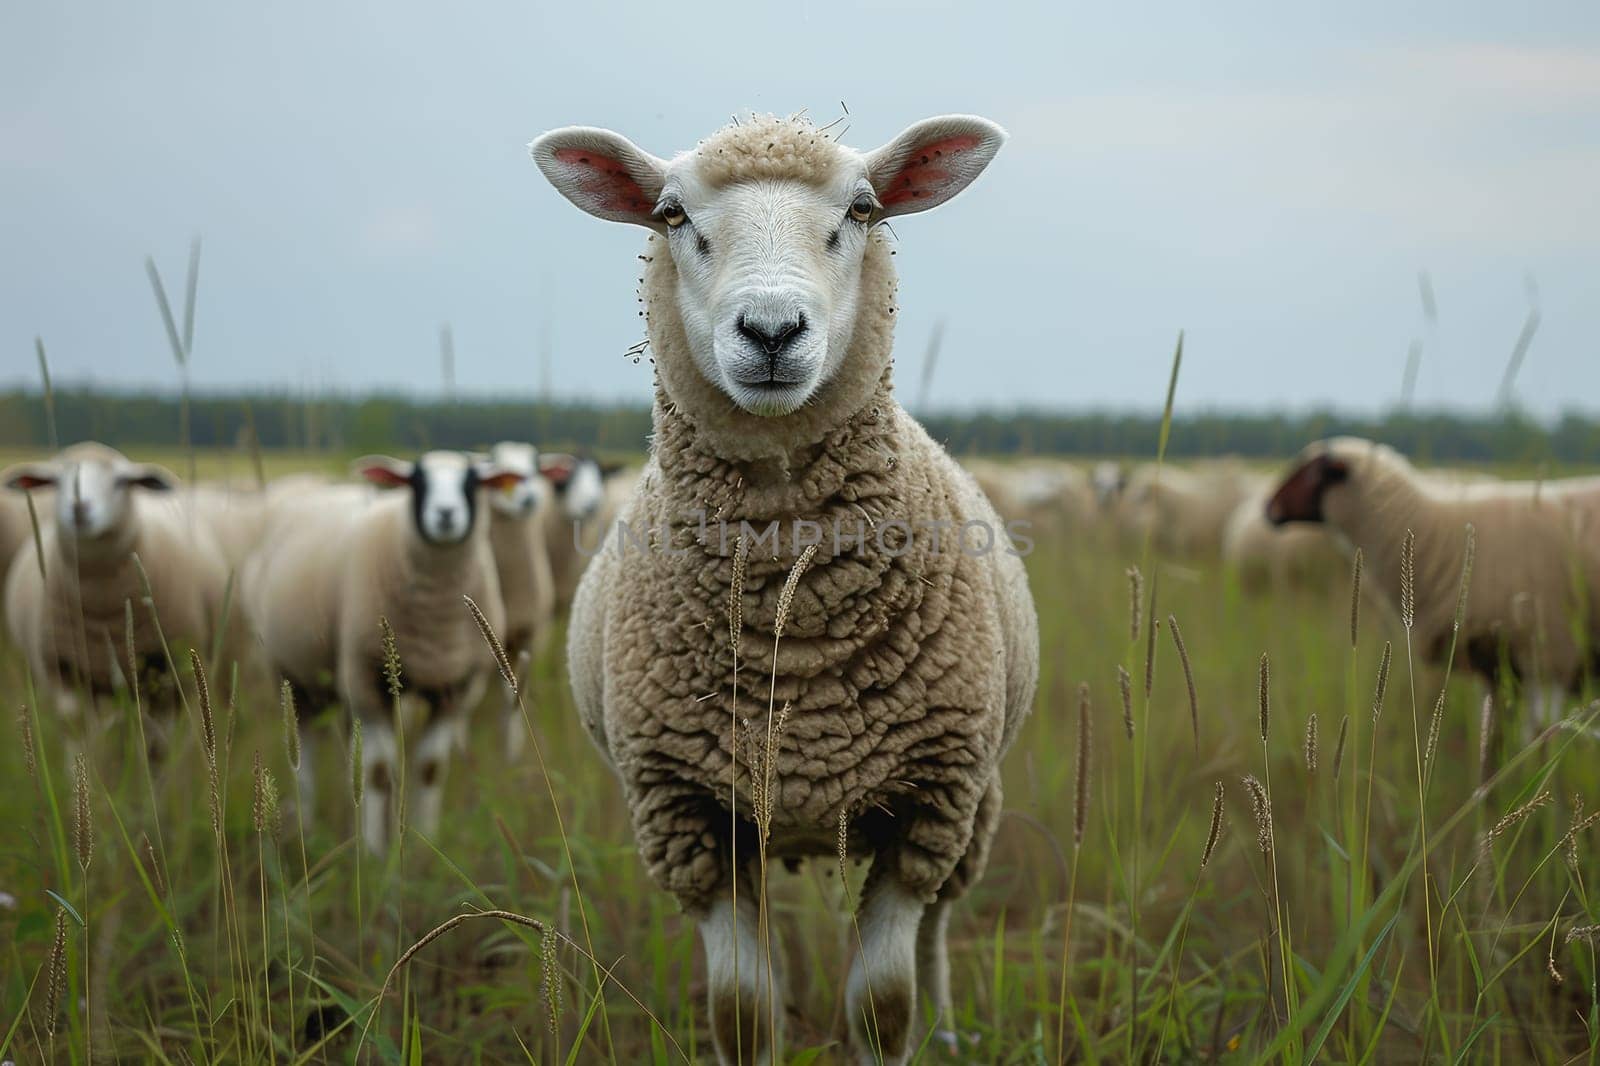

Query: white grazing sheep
[1267,436,1600,722]
[1222,486,1345,592]
[2,443,232,739]
[1116,462,1260,558]
[531,113,1038,1065]
[241,451,523,852]
[484,441,556,756]
[965,458,1097,539]
[536,452,625,610]
[0,492,40,586]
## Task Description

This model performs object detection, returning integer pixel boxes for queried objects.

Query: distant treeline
[2,389,1597,466]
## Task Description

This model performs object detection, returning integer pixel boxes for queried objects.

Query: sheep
[483,441,556,756]
[241,451,523,852]
[1267,436,1600,725]
[965,458,1098,539]
[536,452,626,609]
[2,443,232,746]
[1221,485,1345,592]
[0,491,42,596]
[1115,462,1260,558]
[531,112,1038,1065]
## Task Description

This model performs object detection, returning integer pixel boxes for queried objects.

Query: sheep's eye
[848,194,876,223]
[659,202,687,228]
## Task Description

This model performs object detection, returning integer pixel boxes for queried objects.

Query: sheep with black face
[531,113,1038,1066]
[242,450,523,852]
[1268,436,1600,726]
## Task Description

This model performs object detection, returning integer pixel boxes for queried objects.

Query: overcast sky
[3,1,1597,416]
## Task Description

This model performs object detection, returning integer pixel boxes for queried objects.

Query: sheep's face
[657,173,873,416]
[357,452,524,546]
[486,442,545,520]
[538,454,607,522]
[530,114,1006,417]
[2,447,175,543]
[1267,452,1352,526]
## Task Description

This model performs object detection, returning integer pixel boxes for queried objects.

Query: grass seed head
[1349,547,1363,648]
[1304,713,1319,774]
[463,597,516,693]
[1257,652,1270,746]
[1401,528,1417,629]
[1074,683,1092,849]
[16,705,35,780]
[191,648,216,763]
[1169,615,1198,750]
[280,680,300,772]
[1201,781,1225,869]
[1424,687,1446,774]
[1373,641,1393,723]
[774,542,820,641]
[350,717,365,808]
[73,752,92,871]
[541,921,562,1033]
[1332,714,1350,781]
[45,906,67,1037]
[1566,924,1600,945]
[1126,566,1143,643]
[1487,788,1552,846]
[252,749,280,836]
[1478,693,1495,785]
[379,615,406,700]
[1117,664,1134,740]
[1453,524,1476,633]
[1243,773,1272,853]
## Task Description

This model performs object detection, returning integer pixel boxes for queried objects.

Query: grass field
[2,443,1598,1065]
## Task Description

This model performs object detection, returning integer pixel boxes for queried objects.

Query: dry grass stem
[1331,715,1350,781]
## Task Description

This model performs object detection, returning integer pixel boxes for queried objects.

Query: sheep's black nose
[738,313,807,358]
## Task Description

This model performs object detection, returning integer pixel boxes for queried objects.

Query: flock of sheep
[0,442,627,852]
[5,110,1599,1065]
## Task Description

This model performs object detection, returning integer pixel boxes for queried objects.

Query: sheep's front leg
[410,716,457,840]
[700,885,782,1066]
[356,718,398,854]
[847,870,925,1066]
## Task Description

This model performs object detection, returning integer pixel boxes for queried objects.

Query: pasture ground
[1,445,1597,1064]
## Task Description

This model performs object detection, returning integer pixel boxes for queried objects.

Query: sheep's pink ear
[529,127,669,229]
[865,115,1007,219]
[354,456,414,489]
[3,463,58,491]
[539,453,577,488]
